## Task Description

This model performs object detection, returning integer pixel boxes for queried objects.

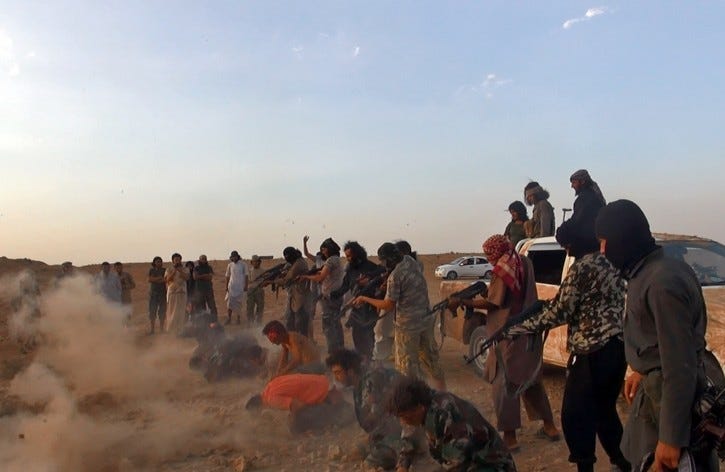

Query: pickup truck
[439,234,725,376]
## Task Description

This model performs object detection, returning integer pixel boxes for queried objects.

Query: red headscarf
[483,234,524,296]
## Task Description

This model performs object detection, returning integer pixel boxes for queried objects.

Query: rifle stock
[340,271,388,312]
[428,281,488,318]
[464,300,545,364]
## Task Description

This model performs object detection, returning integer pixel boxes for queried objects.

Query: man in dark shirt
[596,199,715,471]
[193,254,218,322]
[148,256,167,334]
[332,241,386,359]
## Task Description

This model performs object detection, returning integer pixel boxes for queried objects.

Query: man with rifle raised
[448,234,558,453]
[268,247,312,335]
[331,241,387,359]
[352,242,446,391]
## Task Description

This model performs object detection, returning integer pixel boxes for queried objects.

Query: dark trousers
[562,338,629,471]
[196,289,218,321]
[320,297,344,353]
[149,291,167,322]
[285,307,310,336]
[351,323,375,360]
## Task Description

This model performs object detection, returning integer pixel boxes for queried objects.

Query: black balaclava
[595,199,657,273]
[377,242,403,271]
[283,246,301,264]
[555,222,599,259]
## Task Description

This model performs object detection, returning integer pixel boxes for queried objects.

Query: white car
[434,256,493,280]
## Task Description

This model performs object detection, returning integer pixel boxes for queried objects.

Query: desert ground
[0,254,628,471]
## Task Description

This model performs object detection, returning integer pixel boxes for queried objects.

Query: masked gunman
[352,242,446,391]
[596,199,716,471]
[448,235,558,452]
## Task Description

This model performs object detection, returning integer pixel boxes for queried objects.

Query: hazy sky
[1,1,723,265]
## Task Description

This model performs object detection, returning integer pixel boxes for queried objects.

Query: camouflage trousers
[246,287,264,324]
[394,324,445,384]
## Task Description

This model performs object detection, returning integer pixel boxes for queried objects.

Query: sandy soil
[0,255,627,471]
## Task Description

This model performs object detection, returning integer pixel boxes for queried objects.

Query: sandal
[535,427,561,442]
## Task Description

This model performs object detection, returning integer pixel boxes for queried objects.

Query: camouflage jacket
[400,392,516,471]
[513,252,624,355]
[355,364,402,433]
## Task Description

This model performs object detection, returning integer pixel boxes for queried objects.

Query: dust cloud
[0,274,273,472]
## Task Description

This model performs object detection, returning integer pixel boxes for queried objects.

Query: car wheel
[445,271,458,280]
[468,326,490,377]
[483,270,492,280]
[432,311,445,349]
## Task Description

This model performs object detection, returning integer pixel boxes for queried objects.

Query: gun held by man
[427,281,488,318]
[340,271,388,314]
[252,262,287,285]
[464,300,545,364]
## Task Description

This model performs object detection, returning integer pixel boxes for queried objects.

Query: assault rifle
[427,281,488,319]
[464,299,544,364]
[340,271,389,317]
[690,350,725,462]
[252,262,288,285]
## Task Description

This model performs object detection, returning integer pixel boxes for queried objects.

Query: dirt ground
[0,254,627,471]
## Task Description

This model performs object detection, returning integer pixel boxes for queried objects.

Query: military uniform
[399,391,517,471]
[512,252,629,469]
[247,265,265,324]
[354,365,407,469]
[386,255,445,384]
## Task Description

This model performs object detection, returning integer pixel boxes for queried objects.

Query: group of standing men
[466,169,717,472]
[145,251,258,334]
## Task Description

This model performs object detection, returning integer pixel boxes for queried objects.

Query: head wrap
[377,242,403,269]
[595,199,657,273]
[570,169,606,206]
[483,234,523,296]
[555,221,599,259]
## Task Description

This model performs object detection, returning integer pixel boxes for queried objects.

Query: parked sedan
[434,256,493,280]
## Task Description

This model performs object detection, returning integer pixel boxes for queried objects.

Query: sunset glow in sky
[1,1,723,264]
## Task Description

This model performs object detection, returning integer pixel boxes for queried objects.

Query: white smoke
[0,273,269,471]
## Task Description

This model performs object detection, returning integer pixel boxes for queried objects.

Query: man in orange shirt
[245,373,354,433]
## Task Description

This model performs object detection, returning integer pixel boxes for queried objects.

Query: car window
[527,249,567,285]
[475,258,487,265]
[661,241,725,286]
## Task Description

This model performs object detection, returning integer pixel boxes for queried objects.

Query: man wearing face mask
[596,199,715,472]
[352,242,446,391]
[331,241,387,359]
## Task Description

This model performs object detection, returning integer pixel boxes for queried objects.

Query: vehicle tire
[468,326,490,377]
[445,271,458,280]
[432,311,445,350]
[483,270,492,280]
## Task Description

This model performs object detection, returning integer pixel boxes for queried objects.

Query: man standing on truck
[524,181,555,238]
[596,199,716,471]
[557,169,606,243]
